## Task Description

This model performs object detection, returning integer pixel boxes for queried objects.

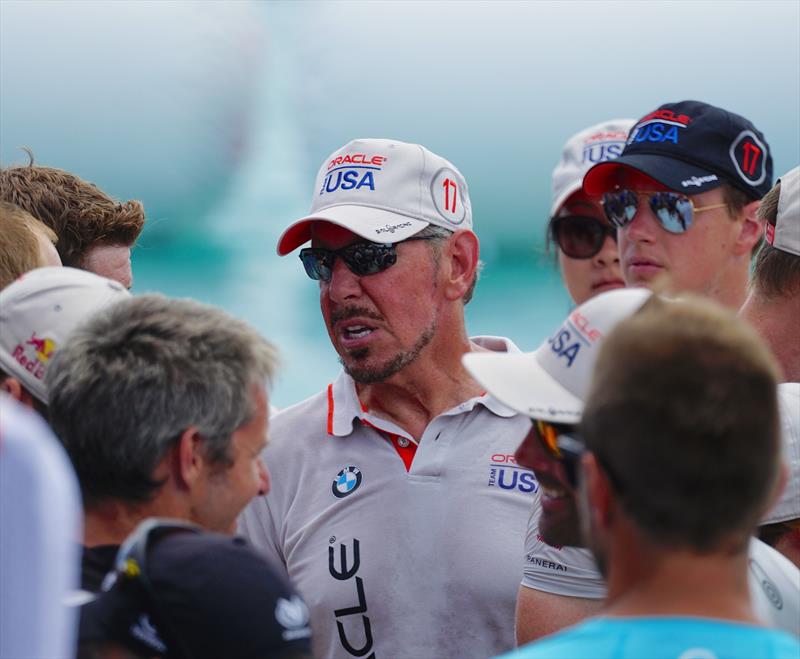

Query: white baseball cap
[463,288,652,424]
[765,166,799,256]
[762,382,800,525]
[277,138,472,255]
[550,118,636,217]
[0,267,130,403]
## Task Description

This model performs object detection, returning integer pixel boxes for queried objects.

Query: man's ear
[443,230,480,302]
[733,199,763,257]
[1,377,37,410]
[582,451,615,529]
[174,426,206,488]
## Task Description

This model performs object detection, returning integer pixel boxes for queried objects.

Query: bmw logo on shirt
[332,466,363,498]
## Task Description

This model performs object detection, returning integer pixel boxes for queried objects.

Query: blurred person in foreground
[495,295,800,658]
[240,138,534,659]
[583,100,772,308]
[46,294,277,594]
[741,167,800,566]
[547,120,634,304]
[77,519,311,659]
[0,267,129,416]
[1,394,82,659]
[0,160,145,289]
[464,289,800,642]
[0,200,61,289]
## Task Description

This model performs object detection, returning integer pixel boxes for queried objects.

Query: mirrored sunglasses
[602,189,727,234]
[550,215,617,259]
[299,235,438,282]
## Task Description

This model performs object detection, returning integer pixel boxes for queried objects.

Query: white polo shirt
[522,505,800,636]
[239,337,535,659]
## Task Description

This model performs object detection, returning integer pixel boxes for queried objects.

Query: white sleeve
[748,537,800,636]
[238,489,287,576]
[0,396,82,659]
[521,499,607,599]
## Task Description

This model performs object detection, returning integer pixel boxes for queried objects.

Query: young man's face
[82,244,133,290]
[611,170,747,300]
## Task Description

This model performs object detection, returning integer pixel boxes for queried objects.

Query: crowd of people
[1,98,798,659]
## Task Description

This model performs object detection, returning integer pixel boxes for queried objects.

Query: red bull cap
[0,267,130,403]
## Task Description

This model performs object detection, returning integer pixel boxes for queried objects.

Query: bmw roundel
[332,466,362,498]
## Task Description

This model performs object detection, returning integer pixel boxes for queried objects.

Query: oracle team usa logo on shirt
[332,466,363,498]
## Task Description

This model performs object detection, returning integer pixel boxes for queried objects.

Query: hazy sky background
[2,1,798,404]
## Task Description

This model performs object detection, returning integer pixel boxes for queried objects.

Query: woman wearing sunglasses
[547,119,635,304]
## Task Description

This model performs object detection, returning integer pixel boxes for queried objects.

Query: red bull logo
[10,332,57,381]
[27,333,57,362]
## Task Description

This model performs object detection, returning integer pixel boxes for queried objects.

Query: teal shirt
[498,617,800,659]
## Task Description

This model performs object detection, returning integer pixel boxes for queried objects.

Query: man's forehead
[607,167,670,191]
[309,222,361,247]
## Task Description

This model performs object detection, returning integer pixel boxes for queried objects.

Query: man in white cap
[464,288,800,641]
[0,266,129,415]
[741,167,800,566]
[491,295,799,658]
[239,138,533,658]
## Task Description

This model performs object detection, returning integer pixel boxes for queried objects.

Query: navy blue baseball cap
[78,520,312,659]
[584,100,773,200]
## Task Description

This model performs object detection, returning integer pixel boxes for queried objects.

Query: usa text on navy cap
[584,100,773,200]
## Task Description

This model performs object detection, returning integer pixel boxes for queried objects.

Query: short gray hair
[413,225,481,304]
[46,294,278,508]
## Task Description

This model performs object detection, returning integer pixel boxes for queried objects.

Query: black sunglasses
[602,189,727,234]
[299,235,438,281]
[550,215,617,259]
[112,518,201,659]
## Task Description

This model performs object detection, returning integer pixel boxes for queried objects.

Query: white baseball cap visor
[464,349,584,424]
[277,206,429,256]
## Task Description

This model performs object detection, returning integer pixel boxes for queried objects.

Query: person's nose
[592,233,621,267]
[623,201,660,245]
[326,256,362,303]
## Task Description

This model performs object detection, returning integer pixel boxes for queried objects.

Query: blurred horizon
[2,0,798,406]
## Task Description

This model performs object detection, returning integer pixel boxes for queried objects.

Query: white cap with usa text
[464,288,653,424]
[277,138,472,255]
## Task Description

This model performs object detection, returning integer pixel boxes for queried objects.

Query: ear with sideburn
[732,199,763,257]
[174,426,207,489]
[442,230,480,301]
[581,451,615,530]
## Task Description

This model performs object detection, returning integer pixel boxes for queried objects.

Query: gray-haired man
[46,294,278,594]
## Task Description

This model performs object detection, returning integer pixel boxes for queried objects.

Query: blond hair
[0,201,58,289]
